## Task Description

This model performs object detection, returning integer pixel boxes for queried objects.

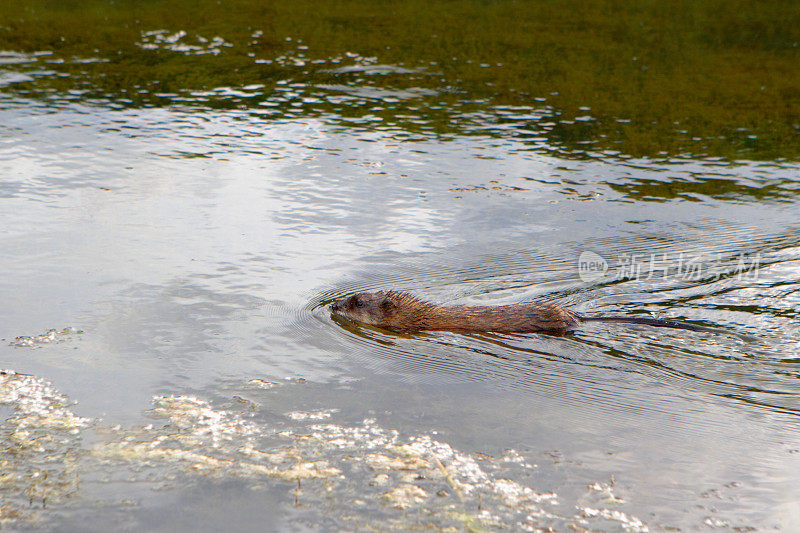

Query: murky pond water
[2,2,800,531]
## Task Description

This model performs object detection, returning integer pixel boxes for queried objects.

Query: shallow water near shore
[2,2,800,531]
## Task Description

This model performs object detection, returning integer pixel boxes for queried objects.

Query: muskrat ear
[380,297,396,312]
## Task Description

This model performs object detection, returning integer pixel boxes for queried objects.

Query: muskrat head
[329,291,399,328]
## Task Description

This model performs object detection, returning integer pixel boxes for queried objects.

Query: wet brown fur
[330,291,582,333]
[330,291,714,334]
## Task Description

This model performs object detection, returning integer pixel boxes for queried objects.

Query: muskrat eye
[354,298,365,308]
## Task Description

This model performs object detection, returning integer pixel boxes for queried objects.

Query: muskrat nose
[330,301,340,311]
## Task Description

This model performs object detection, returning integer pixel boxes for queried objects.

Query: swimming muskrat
[330,291,714,334]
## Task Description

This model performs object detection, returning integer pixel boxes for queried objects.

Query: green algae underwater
[2,0,799,160]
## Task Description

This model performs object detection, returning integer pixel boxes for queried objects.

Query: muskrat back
[330,291,581,333]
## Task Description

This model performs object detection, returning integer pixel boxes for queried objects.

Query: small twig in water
[431,456,464,502]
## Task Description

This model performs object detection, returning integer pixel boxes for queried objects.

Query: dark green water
[1,1,800,531]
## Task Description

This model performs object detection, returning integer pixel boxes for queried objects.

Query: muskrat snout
[329,292,395,328]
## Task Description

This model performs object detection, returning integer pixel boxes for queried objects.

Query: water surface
[1,2,800,531]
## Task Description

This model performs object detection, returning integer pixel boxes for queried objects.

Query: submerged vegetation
[0,0,798,159]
